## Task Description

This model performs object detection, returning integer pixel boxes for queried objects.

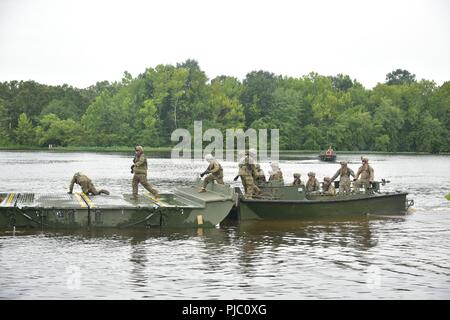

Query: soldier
[322,177,336,196]
[255,164,267,186]
[292,173,304,186]
[330,161,355,194]
[198,154,224,193]
[68,172,110,196]
[234,150,259,199]
[305,172,320,192]
[131,145,159,200]
[326,145,334,156]
[268,162,284,183]
[354,157,374,191]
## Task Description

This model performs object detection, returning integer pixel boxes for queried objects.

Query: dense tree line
[0,60,448,153]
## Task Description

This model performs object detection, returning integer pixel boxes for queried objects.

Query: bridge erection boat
[0,183,236,229]
[235,181,414,220]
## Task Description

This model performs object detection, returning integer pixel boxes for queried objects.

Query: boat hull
[319,154,336,161]
[238,192,409,220]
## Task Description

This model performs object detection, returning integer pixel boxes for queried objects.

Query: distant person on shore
[354,157,374,191]
[330,161,355,194]
[68,172,110,196]
[130,145,159,200]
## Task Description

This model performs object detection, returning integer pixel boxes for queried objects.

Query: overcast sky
[0,0,449,89]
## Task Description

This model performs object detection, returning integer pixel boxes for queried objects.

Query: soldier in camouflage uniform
[68,172,110,196]
[255,164,267,186]
[268,162,284,183]
[322,177,336,196]
[330,161,355,194]
[198,154,224,192]
[131,145,159,200]
[354,157,374,191]
[234,150,260,199]
[305,172,320,193]
[292,173,304,186]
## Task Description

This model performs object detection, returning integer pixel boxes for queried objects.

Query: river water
[0,151,449,299]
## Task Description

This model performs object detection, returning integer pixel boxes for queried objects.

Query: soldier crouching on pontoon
[68,172,110,196]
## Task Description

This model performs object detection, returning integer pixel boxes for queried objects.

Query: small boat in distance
[319,146,336,161]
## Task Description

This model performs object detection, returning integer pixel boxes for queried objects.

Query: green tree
[41,99,79,120]
[14,113,35,145]
[330,74,354,91]
[137,99,159,146]
[0,100,10,145]
[334,107,373,150]
[413,113,446,153]
[35,114,82,146]
[240,71,279,127]
[372,98,404,151]
[209,76,245,130]
[385,69,416,85]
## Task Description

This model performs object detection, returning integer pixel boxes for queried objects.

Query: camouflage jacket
[356,164,374,181]
[269,170,284,183]
[238,156,257,178]
[306,177,320,192]
[69,174,92,193]
[133,154,148,174]
[331,167,355,181]
[207,160,223,178]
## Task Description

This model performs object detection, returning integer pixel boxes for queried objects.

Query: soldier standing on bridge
[131,145,160,200]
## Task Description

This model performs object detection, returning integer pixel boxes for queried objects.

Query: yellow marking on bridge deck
[74,193,88,208]
[79,193,96,208]
[144,193,166,207]
[6,193,15,206]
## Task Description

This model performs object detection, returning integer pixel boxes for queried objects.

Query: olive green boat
[0,182,236,229]
[236,181,414,220]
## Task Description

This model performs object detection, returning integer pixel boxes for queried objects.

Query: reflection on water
[0,151,450,299]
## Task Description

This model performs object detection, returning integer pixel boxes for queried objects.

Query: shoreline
[0,146,448,155]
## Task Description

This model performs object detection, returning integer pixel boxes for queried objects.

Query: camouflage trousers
[241,175,260,199]
[354,179,370,191]
[338,177,352,194]
[132,173,159,197]
[82,182,109,196]
[202,174,224,189]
